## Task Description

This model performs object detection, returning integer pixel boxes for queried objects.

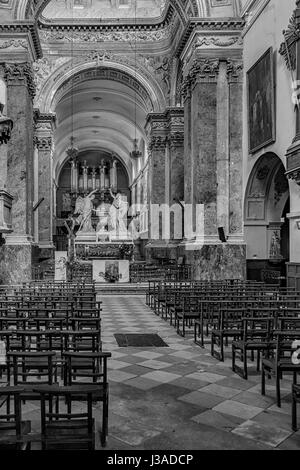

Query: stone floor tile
[140,371,181,383]
[138,359,173,370]
[178,391,225,408]
[124,376,162,390]
[185,372,226,383]
[191,409,244,431]
[231,420,293,447]
[108,370,138,382]
[213,400,263,420]
[200,383,241,399]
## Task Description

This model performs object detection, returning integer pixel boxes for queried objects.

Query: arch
[244,153,289,223]
[35,57,166,114]
[244,152,291,283]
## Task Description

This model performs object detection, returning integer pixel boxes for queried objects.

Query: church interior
[0,0,299,452]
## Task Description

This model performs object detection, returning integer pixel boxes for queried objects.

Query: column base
[145,240,181,263]
[0,242,33,284]
[178,243,246,280]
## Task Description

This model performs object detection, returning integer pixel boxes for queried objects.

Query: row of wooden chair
[147,280,300,430]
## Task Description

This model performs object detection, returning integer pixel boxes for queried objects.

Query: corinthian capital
[35,136,53,151]
[227,60,243,82]
[4,63,36,100]
[189,58,220,85]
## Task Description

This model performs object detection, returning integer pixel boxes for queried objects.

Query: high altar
[66,156,134,283]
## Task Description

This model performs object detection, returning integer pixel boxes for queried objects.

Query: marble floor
[22,295,300,450]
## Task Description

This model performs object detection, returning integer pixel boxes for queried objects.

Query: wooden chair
[35,385,96,450]
[62,351,111,447]
[0,387,31,450]
[232,317,274,380]
[211,308,243,361]
[8,351,58,402]
[261,331,300,407]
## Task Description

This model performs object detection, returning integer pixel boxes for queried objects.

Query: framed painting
[247,47,276,154]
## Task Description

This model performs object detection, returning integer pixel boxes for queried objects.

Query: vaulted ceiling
[3,0,244,22]
[42,0,167,21]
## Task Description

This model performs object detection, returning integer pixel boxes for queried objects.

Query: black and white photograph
[0,0,299,458]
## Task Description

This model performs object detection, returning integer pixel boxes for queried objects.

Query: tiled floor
[96,295,300,450]
[21,295,299,450]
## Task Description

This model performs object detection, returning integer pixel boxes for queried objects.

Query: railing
[129,263,192,283]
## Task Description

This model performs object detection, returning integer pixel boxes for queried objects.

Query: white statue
[109,189,128,236]
[74,189,97,233]
[96,195,111,234]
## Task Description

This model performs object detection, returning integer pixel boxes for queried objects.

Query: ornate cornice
[34,109,56,129]
[38,19,177,45]
[4,62,36,99]
[175,18,245,58]
[0,22,42,60]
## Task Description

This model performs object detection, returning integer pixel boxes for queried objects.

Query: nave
[1,286,299,451]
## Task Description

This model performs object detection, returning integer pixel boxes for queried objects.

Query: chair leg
[256,350,260,372]
[101,396,108,447]
[276,371,281,408]
[261,364,266,396]
[220,336,224,362]
[232,345,235,372]
[292,389,297,432]
[243,348,248,380]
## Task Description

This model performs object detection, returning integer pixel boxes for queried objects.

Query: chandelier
[130,138,142,159]
[0,103,13,145]
[66,136,79,160]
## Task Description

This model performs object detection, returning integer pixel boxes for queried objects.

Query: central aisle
[97,296,299,450]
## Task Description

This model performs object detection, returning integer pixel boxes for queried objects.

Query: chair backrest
[63,351,111,387]
[0,387,30,450]
[36,385,95,450]
[8,351,56,386]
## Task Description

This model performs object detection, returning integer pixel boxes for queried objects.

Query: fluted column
[35,112,56,254]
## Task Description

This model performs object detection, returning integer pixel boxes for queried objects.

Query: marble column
[145,113,168,260]
[2,63,36,283]
[180,57,246,280]
[227,60,244,242]
[167,108,184,204]
[191,58,219,239]
[35,112,56,257]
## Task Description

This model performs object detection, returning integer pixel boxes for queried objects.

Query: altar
[74,240,133,283]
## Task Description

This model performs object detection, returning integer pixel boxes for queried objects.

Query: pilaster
[34,111,56,255]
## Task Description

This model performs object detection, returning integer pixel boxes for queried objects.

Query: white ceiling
[43,0,166,20]
[54,78,147,182]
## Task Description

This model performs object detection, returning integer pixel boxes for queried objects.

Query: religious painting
[247,47,276,154]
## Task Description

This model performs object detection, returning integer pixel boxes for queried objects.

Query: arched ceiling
[11,0,242,22]
[42,0,167,21]
[54,76,147,183]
